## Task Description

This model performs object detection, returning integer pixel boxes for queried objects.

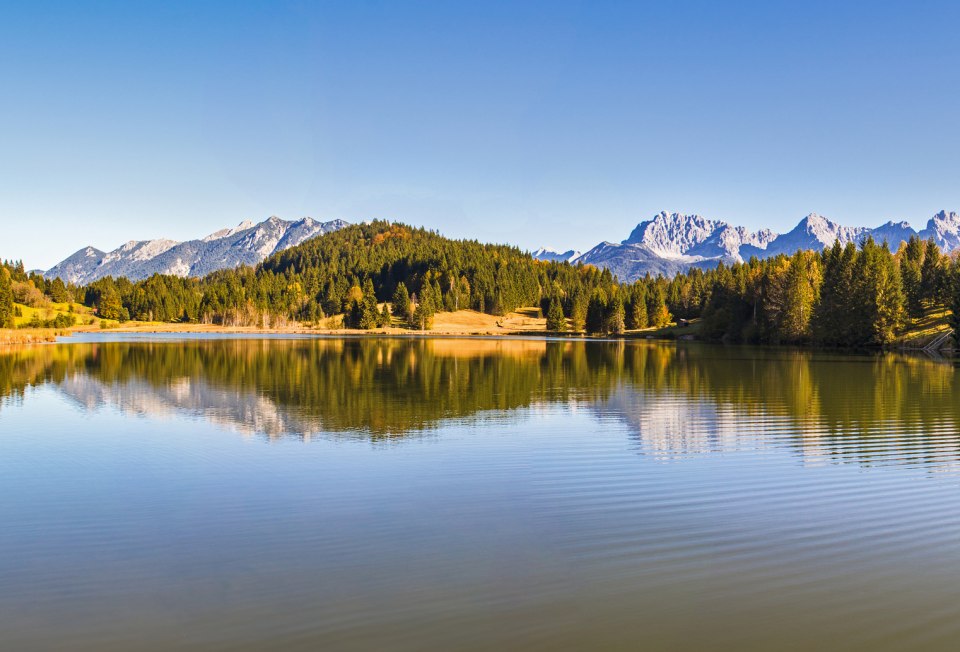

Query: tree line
[676,236,958,346]
[7,222,960,347]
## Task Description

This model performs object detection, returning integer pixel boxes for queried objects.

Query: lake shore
[0,309,616,343]
[0,305,950,351]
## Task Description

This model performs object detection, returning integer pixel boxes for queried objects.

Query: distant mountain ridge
[530,247,582,263]
[534,210,960,282]
[46,217,349,284]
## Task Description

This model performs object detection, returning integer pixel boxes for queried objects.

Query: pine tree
[49,277,70,304]
[97,285,127,321]
[0,267,13,328]
[647,283,671,328]
[546,297,566,332]
[813,242,856,346]
[585,289,608,334]
[605,294,626,334]
[568,288,587,332]
[392,282,411,321]
[921,239,946,305]
[778,252,819,341]
[875,245,906,344]
[950,260,960,339]
[412,283,435,330]
[359,278,379,329]
[900,236,924,315]
[627,285,648,330]
[854,238,905,345]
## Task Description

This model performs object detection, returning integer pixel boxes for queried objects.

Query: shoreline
[0,307,953,353]
[1,326,954,358]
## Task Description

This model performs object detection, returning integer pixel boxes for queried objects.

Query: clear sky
[3,0,960,269]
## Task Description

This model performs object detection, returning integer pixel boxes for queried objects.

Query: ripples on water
[2,337,960,650]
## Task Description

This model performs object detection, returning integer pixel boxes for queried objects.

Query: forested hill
[258,221,588,316]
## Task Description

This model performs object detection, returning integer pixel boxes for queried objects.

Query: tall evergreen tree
[359,278,379,329]
[627,284,648,330]
[585,289,608,334]
[769,251,819,342]
[568,288,587,332]
[392,282,412,322]
[412,283,436,330]
[546,298,566,332]
[605,294,626,334]
[647,283,671,328]
[854,238,905,345]
[813,242,857,346]
[950,259,960,339]
[900,236,925,315]
[921,239,946,305]
[48,277,70,304]
[0,267,13,328]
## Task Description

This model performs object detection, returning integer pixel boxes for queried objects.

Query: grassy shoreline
[0,307,676,344]
[1,304,953,351]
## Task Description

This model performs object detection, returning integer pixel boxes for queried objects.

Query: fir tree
[359,278,379,329]
[627,284,648,330]
[647,283,671,328]
[546,298,566,331]
[921,239,946,305]
[568,288,588,332]
[770,251,819,342]
[0,267,13,328]
[605,294,626,334]
[813,242,856,346]
[900,236,925,315]
[950,260,960,339]
[585,289,608,334]
[412,283,436,330]
[854,238,905,345]
[392,282,412,321]
[49,277,70,304]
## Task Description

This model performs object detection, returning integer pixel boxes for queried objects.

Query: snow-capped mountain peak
[920,210,960,250]
[623,212,726,259]
[46,216,349,285]
[531,247,582,263]
[561,210,960,282]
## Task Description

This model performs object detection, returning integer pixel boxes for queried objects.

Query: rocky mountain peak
[561,210,960,283]
[46,216,349,285]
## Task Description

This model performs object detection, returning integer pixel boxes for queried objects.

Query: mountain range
[535,211,960,282]
[43,210,960,287]
[46,217,349,285]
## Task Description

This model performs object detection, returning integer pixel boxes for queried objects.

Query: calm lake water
[3,336,960,650]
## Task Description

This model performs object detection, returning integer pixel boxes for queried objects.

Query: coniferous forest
[4,221,960,348]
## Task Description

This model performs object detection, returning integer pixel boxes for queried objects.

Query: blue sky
[3,1,960,269]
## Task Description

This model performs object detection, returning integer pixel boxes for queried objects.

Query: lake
[3,335,960,650]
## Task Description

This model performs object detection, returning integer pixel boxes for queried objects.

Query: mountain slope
[46,217,349,284]
[44,247,107,286]
[574,241,692,280]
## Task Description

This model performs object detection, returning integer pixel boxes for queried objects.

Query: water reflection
[2,338,959,472]
[6,337,960,651]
